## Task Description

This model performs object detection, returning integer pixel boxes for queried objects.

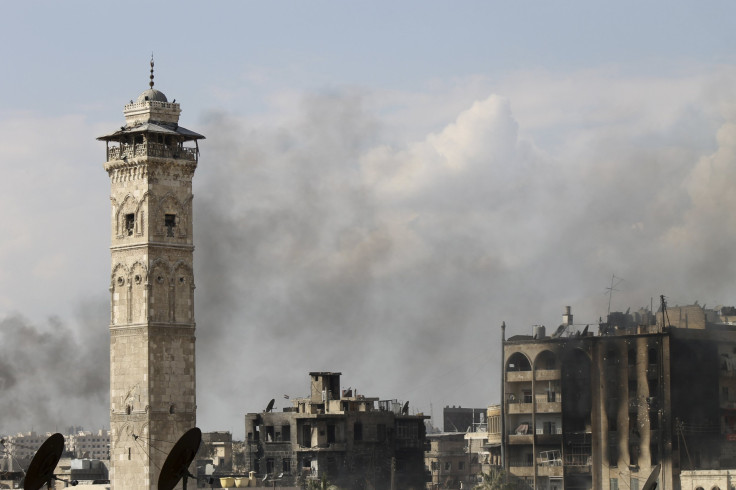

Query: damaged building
[244,372,428,489]
[502,304,736,490]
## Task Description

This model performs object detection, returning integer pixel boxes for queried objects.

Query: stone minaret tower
[99,60,203,490]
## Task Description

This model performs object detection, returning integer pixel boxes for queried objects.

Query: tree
[473,467,527,490]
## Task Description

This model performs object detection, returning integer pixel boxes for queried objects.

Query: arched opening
[535,350,558,371]
[506,352,531,372]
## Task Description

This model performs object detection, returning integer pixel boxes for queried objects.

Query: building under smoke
[502,304,736,490]
[244,372,428,489]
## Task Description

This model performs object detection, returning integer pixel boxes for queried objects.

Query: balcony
[507,434,533,445]
[507,371,532,382]
[535,369,561,381]
[508,401,533,414]
[564,454,592,473]
[296,442,347,452]
[107,142,198,162]
[507,461,534,477]
[537,465,563,477]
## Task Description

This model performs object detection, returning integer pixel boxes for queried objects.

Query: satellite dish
[402,401,409,415]
[158,427,202,490]
[642,463,661,490]
[265,399,275,413]
[24,433,65,490]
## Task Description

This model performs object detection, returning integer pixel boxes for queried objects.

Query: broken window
[125,213,135,236]
[265,426,275,442]
[354,422,363,441]
[165,214,176,237]
[377,424,386,442]
[326,424,336,444]
[282,424,291,442]
[282,458,291,474]
[650,442,659,465]
[608,439,619,467]
[266,458,274,475]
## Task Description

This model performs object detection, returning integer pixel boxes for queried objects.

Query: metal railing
[107,142,197,162]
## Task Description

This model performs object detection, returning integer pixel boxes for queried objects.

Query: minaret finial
[149,53,155,89]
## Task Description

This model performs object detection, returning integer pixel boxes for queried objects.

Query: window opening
[125,213,135,236]
[165,214,176,237]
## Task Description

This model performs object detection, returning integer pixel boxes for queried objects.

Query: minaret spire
[149,54,155,89]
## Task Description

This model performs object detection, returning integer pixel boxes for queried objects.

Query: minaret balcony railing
[107,142,197,162]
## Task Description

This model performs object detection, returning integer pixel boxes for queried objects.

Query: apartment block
[502,305,736,490]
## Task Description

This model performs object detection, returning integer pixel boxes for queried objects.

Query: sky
[2,1,736,438]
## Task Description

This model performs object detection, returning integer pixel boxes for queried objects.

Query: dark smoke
[0,299,108,435]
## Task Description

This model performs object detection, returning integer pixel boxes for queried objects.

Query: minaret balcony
[107,141,197,162]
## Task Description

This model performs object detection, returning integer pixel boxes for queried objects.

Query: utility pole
[500,321,506,476]
[390,456,396,490]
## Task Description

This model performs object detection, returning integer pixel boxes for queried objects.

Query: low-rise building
[425,432,470,489]
[245,372,428,489]
[202,431,233,471]
[69,430,110,460]
[1,432,54,466]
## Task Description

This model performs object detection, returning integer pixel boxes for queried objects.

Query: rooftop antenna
[605,274,624,317]
[265,399,275,413]
[157,427,202,490]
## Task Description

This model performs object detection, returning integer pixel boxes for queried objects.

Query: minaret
[98,59,204,490]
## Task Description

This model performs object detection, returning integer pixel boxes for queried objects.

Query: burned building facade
[245,372,428,489]
[502,306,736,490]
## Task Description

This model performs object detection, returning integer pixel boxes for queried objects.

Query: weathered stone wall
[106,111,198,490]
